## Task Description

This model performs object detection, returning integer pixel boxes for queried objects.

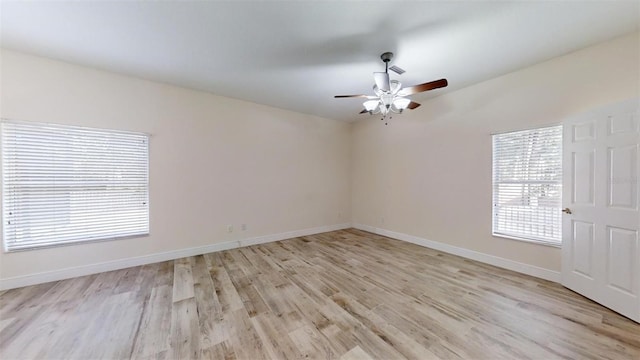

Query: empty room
[0,1,639,359]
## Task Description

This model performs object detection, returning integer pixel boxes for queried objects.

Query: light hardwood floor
[1,229,639,359]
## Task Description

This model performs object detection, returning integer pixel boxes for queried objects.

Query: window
[2,121,149,251]
[492,125,562,246]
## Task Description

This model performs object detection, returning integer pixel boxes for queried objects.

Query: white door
[562,98,640,323]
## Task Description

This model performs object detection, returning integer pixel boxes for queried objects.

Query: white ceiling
[1,1,638,122]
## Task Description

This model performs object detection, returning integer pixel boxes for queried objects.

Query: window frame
[491,124,563,247]
[1,120,150,252]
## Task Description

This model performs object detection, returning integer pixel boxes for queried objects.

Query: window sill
[3,232,150,253]
[492,233,561,248]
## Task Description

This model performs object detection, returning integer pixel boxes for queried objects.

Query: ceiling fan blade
[374,72,390,92]
[335,94,368,98]
[359,109,368,114]
[407,101,421,110]
[399,78,448,96]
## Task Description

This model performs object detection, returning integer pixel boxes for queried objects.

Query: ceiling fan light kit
[335,52,448,124]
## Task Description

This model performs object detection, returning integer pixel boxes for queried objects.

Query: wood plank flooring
[1,229,639,359]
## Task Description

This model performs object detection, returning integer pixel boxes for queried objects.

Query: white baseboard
[0,223,351,290]
[352,223,560,283]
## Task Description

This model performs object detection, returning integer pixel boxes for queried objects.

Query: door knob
[562,208,572,214]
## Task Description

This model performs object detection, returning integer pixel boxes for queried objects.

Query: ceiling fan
[335,52,448,124]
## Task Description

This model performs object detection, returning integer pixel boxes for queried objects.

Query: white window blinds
[492,125,562,245]
[2,121,149,251]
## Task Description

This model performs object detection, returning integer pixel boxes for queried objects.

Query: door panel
[572,151,595,205]
[606,226,637,295]
[608,112,639,135]
[572,121,596,141]
[572,220,594,278]
[562,98,640,323]
[608,145,638,209]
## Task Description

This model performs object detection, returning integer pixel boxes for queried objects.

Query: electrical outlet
[227,225,233,233]
[241,224,247,231]
[379,217,385,225]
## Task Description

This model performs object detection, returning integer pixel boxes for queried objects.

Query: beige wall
[1,32,637,283]
[352,32,639,272]
[0,50,351,280]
